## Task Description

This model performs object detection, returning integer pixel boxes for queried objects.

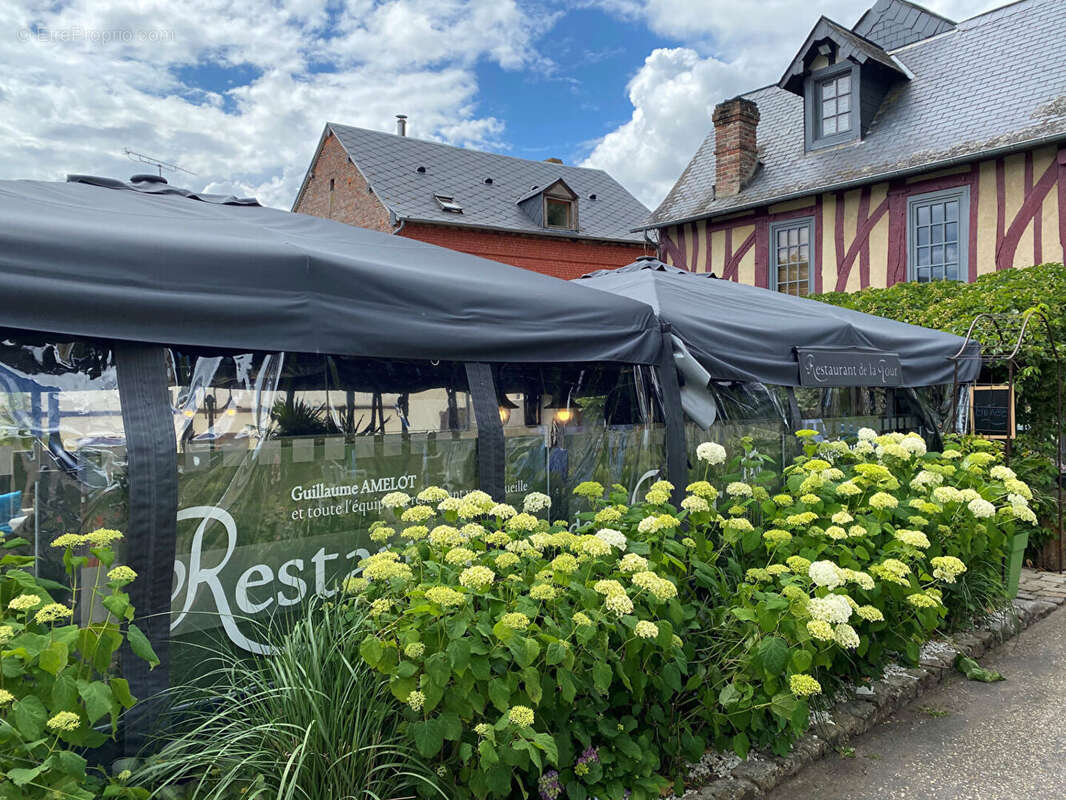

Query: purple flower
[539,770,562,800]
[577,746,600,766]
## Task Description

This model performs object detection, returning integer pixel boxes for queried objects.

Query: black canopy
[0,177,662,365]
[577,259,980,387]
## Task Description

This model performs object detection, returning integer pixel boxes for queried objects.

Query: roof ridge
[955,0,1037,26]
[326,121,612,176]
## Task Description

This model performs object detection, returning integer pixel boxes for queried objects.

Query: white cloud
[582,0,1009,210]
[0,0,550,208]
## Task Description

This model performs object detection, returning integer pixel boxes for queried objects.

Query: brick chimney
[712,97,760,198]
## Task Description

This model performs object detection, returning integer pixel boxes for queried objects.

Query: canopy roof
[577,258,980,387]
[0,176,662,365]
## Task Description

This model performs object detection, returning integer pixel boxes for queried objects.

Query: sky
[0,0,1006,212]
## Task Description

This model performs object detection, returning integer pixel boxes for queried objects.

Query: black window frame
[804,61,860,151]
[907,186,970,284]
[769,216,815,297]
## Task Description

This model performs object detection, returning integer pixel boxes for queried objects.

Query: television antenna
[123,148,197,178]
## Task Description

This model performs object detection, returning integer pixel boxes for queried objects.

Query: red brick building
[292,121,652,279]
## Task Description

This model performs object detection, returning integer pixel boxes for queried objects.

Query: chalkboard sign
[971,385,1015,439]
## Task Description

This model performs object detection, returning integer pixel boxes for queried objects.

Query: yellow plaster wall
[976,160,998,276]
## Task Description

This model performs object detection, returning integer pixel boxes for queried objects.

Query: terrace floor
[765,568,1066,800]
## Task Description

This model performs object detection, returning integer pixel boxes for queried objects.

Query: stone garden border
[677,569,1066,800]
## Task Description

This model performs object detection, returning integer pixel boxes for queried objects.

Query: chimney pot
[395,114,408,136]
[712,97,760,198]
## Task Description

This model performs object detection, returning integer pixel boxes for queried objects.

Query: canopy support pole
[465,363,506,501]
[656,324,688,504]
[115,343,178,755]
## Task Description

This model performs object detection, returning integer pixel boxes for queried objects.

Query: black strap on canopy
[655,324,688,504]
[465,363,506,500]
[115,343,178,754]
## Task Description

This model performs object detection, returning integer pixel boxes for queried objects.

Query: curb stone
[671,569,1066,799]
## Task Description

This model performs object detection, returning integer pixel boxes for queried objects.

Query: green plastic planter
[1006,530,1030,598]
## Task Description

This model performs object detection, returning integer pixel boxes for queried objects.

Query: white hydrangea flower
[808,560,844,590]
[900,435,927,456]
[696,442,727,465]
[595,528,627,551]
[990,465,1017,481]
[857,427,878,441]
[967,498,996,519]
[807,594,853,624]
[522,492,552,514]
[833,623,860,649]
[853,440,875,455]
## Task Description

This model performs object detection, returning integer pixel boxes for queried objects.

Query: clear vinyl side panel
[0,333,128,590]
[167,351,480,674]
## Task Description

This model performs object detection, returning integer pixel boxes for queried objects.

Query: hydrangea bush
[356,488,692,800]
[354,430,1035,797]
[0,527,156,798]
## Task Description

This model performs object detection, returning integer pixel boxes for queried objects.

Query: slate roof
[779,17,908,93]
[854,0,956,51]
[307,124,649,243]
[646,0,1066,229]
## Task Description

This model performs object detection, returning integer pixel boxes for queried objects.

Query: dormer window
[817,72,851,137]
[545,196,573,229]
[779,17,911,154]
[516,178,579,232]
[805,62,859,149]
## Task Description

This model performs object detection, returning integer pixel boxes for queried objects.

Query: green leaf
[770,691,798,722]
[126,624,159,669]
[38,640,69,676]
[545,641,568,666]
[425,652,451,687]
[409,719,444,759]
[592,661,612,694]
[447,638,471,672]
[7,765,45,787]
[439,711,463,741]
[13,695,47,740]
[558,670,576,703]
[719,683,741,709]
[52,749,87,776]
[102,591,131,621]
[732,731,750,760]
[789,649,813,673]
[52,674,79,709]
[478,739,500,767]
[359,635,384,668]
[730,607,757,622]
[78,679,115,725]
[492,619,516,643]
[110,678,136,709]
[488,678,510,712]
[758,636,789,676]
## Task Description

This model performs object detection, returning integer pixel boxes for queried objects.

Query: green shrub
[353,428,1033,798]
[135,597,444,800]
[818,263,1066,552]
[357,489,691,800]
[0,527,156,799]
